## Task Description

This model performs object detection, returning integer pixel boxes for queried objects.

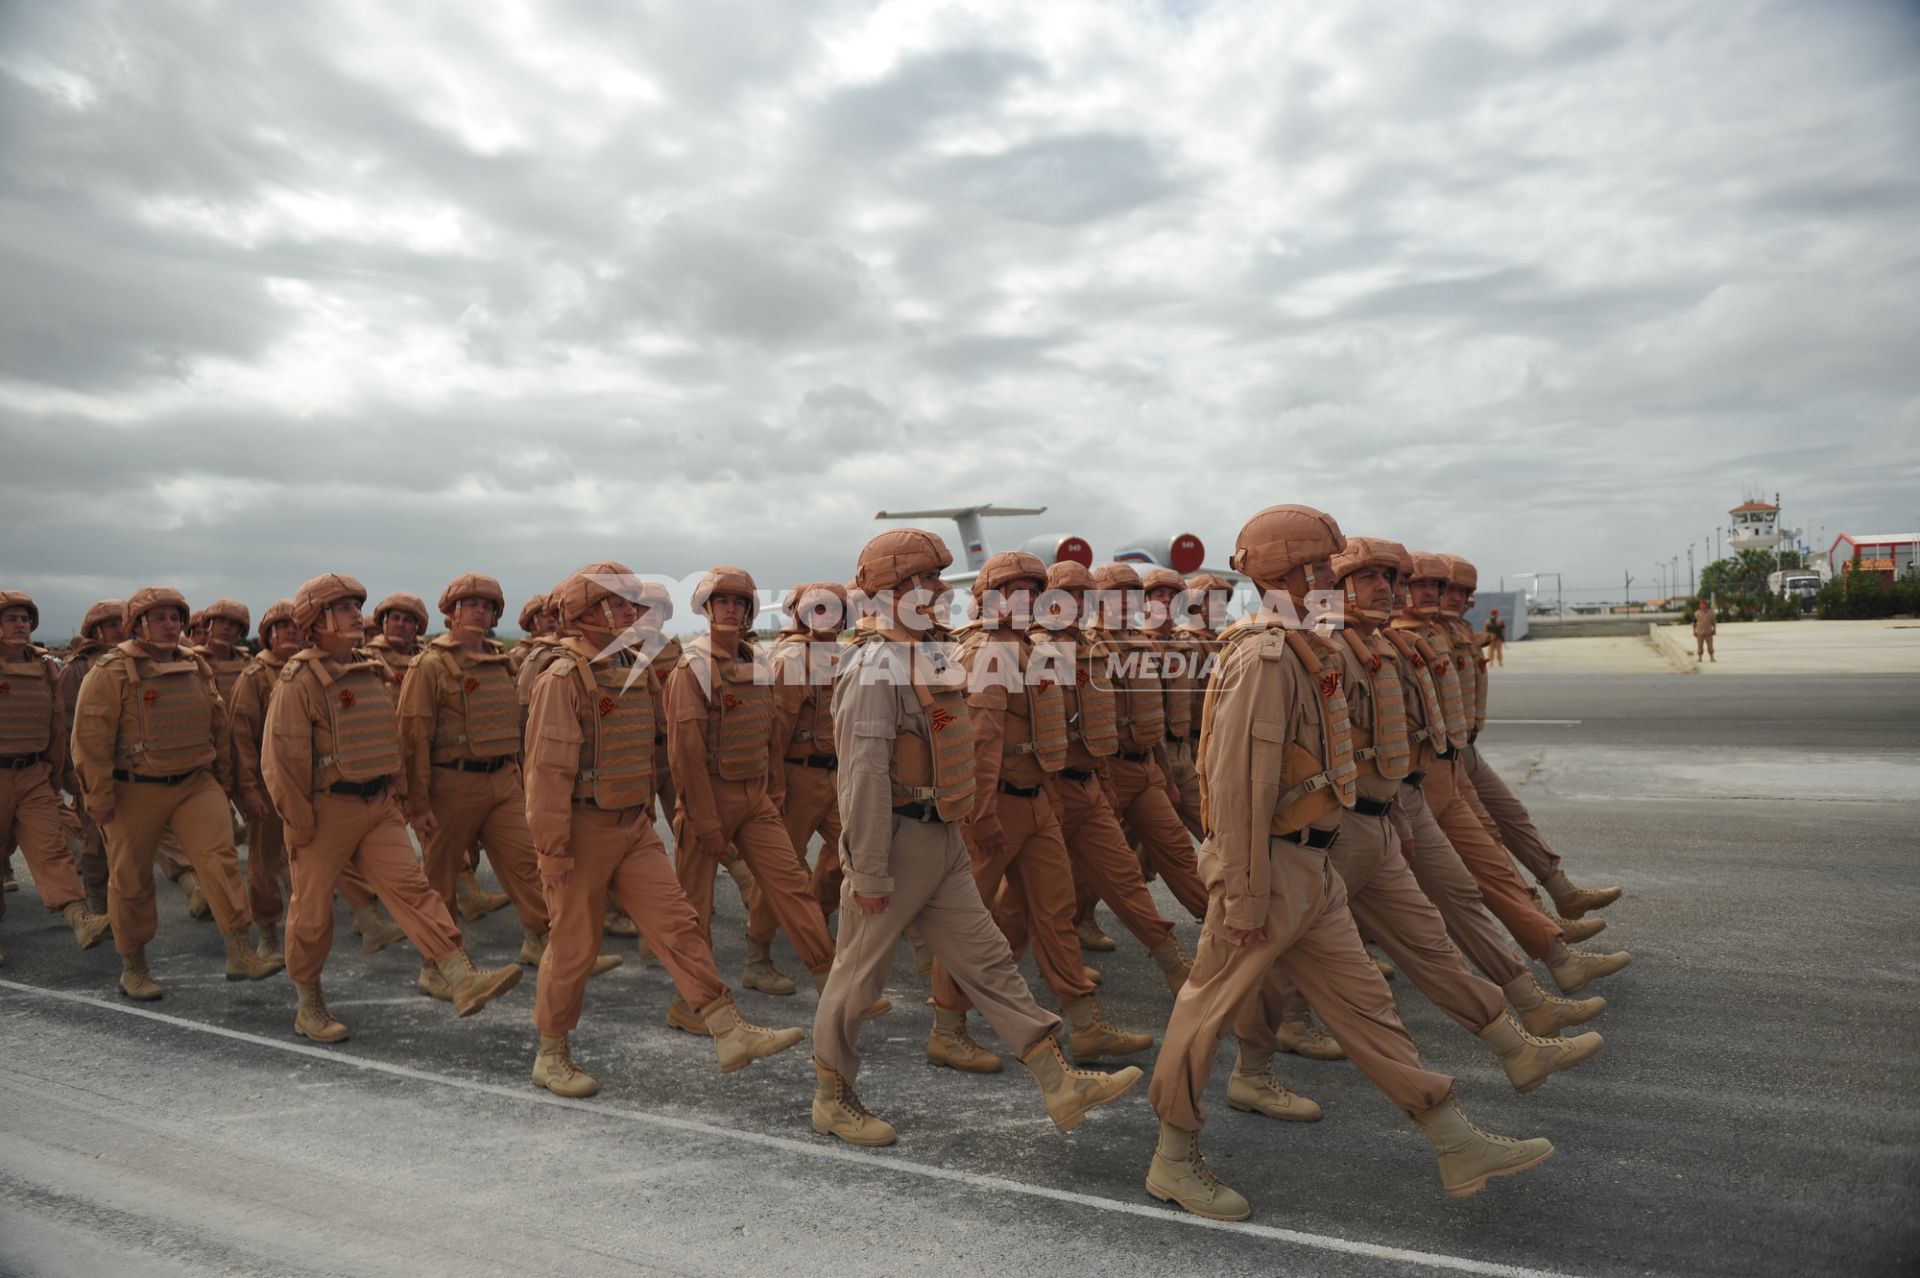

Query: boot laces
[839,1082,878,1122]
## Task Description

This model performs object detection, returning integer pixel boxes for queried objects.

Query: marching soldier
[1229,537,1602,1128]
[1146,506,1552,1221]
[524,563,804,1095]
[0,591,112,959]
[811,529,1140,1146]
[512,593,557,678]
[398,574,615,995]
[1142,567,1208,841]
[741,581,850,996]
[667,566,844,1030]
[195,598,252,705]
[70,586,278,998]
[1039,560,1192,993]
[262,573,522,1041]
[59,598,127,913]
[927,552,1152,1073]
[1438,556,1622,921]
[365,593,429,680]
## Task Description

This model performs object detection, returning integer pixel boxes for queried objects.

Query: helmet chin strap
[1342,578,1390,625]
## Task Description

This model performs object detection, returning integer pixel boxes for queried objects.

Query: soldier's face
[141,606,185,648]
[1411,579,1444,611]
[801,597,844,639]
[1144,584,1179,628]
[592,596,640,635]
[633,601,665,635]
[0,606,31,644]
[207,617,243,648]
[1348,566,1395,614]
[267,622,301,656]
[325,599,365,641]
[709,593,750,630]
[451,597,499,633]
[1442,584,1472,614]
[384,611,419,643]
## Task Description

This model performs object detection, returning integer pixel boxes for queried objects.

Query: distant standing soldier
[1693,599,1717,662]
[1484,608,1506,666]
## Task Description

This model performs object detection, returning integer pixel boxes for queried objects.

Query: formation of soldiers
[0,502,1632,1221]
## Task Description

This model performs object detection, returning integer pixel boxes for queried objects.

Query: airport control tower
[1728,496,1784,552]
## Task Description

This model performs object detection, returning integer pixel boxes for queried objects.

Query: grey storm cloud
[3,0,1920,636]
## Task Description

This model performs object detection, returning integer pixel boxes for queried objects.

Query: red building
[1827,532,1919,582]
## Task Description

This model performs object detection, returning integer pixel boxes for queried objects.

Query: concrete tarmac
[2,666,1916,1277]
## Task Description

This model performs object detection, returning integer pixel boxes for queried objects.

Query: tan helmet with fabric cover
[1440,554,1479,592]
[693,565,759,622]
[517,593,551,633]
[783,580,850,626]
[438,572,506,621]
[1331,536,1410,583]
[1228,505,1345,588]
[971,551,1049,600]
[126,586,193,635]
[1044,560,1095,592]
[1407,552,1452,585]
[203,597,251,636]
[1185,571,1234,595]
[259,598,296,640]
[371,592,429,631]
[635,578,674,624]
[1091,562,1143,592]
[551,561,637,627]
[81,598,125,639]
[292,574,368,634]
[0,589,39,630]
[853,530,952,595]
[1140,566,1184,595]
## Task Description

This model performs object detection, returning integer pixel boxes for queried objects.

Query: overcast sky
[3,0,1918,635]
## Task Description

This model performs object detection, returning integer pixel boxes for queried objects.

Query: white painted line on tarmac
[0,979,1576,1278]
[1484,719,1582,725]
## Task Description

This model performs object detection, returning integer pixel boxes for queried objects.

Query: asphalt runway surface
[3,667,1916,1277]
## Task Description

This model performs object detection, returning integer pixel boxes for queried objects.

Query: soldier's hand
[91,806,116,827]
[409,811,439,835]
[1164,781,1181,808]
[852,893,890,915]
[696,828,727,858]
[1400,839,1415,861]
[976,826,1006,859]
[1225,925,1268,945]
[545,870,573,891]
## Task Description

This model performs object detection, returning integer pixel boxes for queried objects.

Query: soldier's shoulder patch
[1255,631,1287,662]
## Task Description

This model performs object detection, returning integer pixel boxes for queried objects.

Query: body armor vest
[0,650,56,754]
[199,650,249,706]
[560,643,656,810]
[1394,620,1468,751]
[111,643,218,775]
[773,633,837,761]
[1159,632,1203,741]
[365,636,418,681]
[960,629,1068,786]
[515,636,565,706]
[851,627,977,820]
[1441,619,1486,734]
[1378,628,1447,768]
[1339,628,1412,781]
[1059,632,1119,764]
[293,652,402,786]
[698,643,772,781]
[1196,623,1356,838]
[1094,631,1167,751]
[429,646,521,761]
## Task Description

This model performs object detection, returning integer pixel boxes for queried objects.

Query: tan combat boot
[1413,1091,1554,1197]
[436,949,523,1017]
[62,900,111,950]
[926,1004,1003,1073]
[255,920,284,965]
[742,937,797,995]
[1083,963,1102,986]
[667,995,712,1036]
[703,997,806,1073]
[1478,1011,1603,1093]
[722,856,756,910]
[1064,995,1153,1062]
[1,856,15,891]
[604,908,639,938]
[1145,1122,1250,1221]
[532,1033,600,1097]
[119,948,162,1001]
[811,1058,897,1146]
[293,981,349,1044]
[1544,870,1622,919]
[1077,915,1118,952]
[1019,1034,1143,1133]
[456,870,511,922]
[905,924,934,978]
[1372,949,1396,981]
[1549,910,1607,943]
[1148,936,1192,993]
[1276,1011,1346,1061]
[418,959,454,1001]
[1503,973,1606,1037]
[353,900,405,953]
[225,928,283,981]
[810,964,891,1022]
[181,870,210,920]
[1226,1049,1322,1122]
[1546,942,1631,995]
